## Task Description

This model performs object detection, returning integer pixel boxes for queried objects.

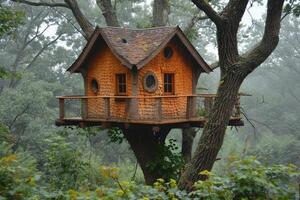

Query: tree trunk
[181,128,196,163]
[152,0,170,27]
[178,71,244,191]
[122,126,171,185]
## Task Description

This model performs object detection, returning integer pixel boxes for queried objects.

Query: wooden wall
[84,37,194,120]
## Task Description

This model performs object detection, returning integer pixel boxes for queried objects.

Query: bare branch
[25,33,64,70]
[191,0,223,26]
[11,0,69,8]
[12,0,94,39]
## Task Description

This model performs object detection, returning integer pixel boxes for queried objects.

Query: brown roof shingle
[67,26,211,73]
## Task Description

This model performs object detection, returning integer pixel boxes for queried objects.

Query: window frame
[115,73,127,96]
[91,78,99,94]
[163,73,175,95]
[143,71,158,93]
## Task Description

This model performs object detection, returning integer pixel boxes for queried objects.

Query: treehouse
[56,26,244,128]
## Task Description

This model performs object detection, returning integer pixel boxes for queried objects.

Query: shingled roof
[67,26,212,73]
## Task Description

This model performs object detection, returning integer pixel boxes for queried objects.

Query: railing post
[81,98,87,119]
[59,98,65,120]
[104,97,110,119]
[155,97,162,121]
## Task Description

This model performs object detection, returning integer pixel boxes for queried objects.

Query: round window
[143,72,158,93]
[91,79,99,93]
[164,47,173,59]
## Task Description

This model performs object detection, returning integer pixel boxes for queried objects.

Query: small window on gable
[164,47,173,59]
[164,73,174,95]
[116,73,127,95]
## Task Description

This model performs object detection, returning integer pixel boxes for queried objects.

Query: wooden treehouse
[56,26,245,129]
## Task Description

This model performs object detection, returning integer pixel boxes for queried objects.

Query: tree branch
[25,33,64,70]
[64,0,94,38]
[12,0,94,39]
[183,13,208,34]
[11,0,69,8]
[96,0,120,27]
[221,0,249,26]
[191,0,223,26]
[239,0,284,75]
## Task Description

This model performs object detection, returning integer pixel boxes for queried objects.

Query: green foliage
[191,157,299,200]
[147,139,184,181]
[107,127,124,144]
[0,143,40,200]
[42,136,91,191]
[0,5,24,37]
[0,140,299,200]
[198,107,208,117]
[284,0,300,17]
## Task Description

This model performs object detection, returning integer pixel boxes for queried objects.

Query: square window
[116,73,126,95]
[164,73,174,94]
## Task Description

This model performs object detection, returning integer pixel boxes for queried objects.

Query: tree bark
[122,126,170,185]
[178,68,244,191]
[64,0,94,38]
[152,0,170,27]
[96,0,120,27]
[179,0,284,191]
[181,128,196,163]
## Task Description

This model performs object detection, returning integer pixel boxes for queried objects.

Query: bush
[0,143,40,200]
[192,157,299,200]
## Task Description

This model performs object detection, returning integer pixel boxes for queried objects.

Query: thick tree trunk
[152,0,170,27]
[181,128,196,163]
[122,126,171,184]
[178,71,244,191]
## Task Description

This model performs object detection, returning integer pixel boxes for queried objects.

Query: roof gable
[67,26,211,73]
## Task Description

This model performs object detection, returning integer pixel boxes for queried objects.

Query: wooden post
[155,97,162,121]
[187,96,197,119]
[81,98,87,119]
[104,97,111,119]
[59,98,65,120]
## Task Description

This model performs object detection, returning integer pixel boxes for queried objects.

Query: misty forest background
[0,0,300,199]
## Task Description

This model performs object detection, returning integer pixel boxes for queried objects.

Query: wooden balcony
[55,94,247,128]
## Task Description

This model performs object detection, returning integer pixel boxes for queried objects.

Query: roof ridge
[97,26,178,31]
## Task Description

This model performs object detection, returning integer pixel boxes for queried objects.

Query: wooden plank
[81,98,87,119]
[155,97,162,121]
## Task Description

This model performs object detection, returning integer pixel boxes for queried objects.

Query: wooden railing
[57,94,247,122]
